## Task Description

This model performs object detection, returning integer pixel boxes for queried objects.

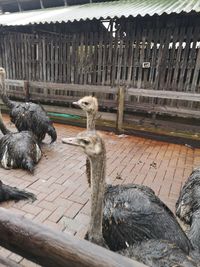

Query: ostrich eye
[83,102,89,105]
[82,139,90,145]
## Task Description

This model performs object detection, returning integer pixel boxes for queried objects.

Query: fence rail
[4,79,200,129]
[0,208,146,267]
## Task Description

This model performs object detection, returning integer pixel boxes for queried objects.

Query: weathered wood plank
[137,29,146,89]
[171,27,185,90]
[116,34,124,85]
[127,23,136,85]
[0,208,146,267]
[97,30,103,85]
[116,86,125,130]
[5,79,24,87]
[178,26,193,91]
[191,45,200,92]
[106,21,113,86]
[132,25,141,88]
[127,88,200,101]
[184,27,199,92]
[28,81,117,93]
[165,27,178,90]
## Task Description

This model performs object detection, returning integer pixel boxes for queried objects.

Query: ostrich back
[9,102,57,143]
[103,184,192,254]
[0,131,41,171]
[120,240,198,267]
[176,169,200,224]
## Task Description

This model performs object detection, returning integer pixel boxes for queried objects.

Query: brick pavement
[0,114,200,266]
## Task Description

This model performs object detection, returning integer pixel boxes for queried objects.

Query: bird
[0,112,41,173]
[0,179,36,203]
[68,96,200,265]
[120,239,198,267]
[0,67,57,144]
[176,167,200,252]
[73,96,98,187]
[62,131,192,255]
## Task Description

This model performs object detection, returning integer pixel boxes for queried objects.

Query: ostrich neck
[87,112,96,131]
[0,74,5,92]
[89,149,106,241]
[0,113,10,135]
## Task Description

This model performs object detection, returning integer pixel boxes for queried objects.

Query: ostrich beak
[62,137,80,147]
[72,101,80,108]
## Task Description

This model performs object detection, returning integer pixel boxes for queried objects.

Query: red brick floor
[0,114,200,266]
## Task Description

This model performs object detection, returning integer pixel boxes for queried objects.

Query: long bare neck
[87,112,96,131]
[0,112,10,135]
[0,74,5,92]
[89,147,106,242]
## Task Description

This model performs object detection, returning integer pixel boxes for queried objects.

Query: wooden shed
[0,0,200,141]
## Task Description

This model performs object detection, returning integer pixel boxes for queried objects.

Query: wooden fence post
[24,80,30,101]
[116,86,125,131]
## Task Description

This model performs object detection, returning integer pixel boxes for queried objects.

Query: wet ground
[0,113,200,266]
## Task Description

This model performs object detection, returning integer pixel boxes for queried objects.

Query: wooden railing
[4,79,200,132]
[0,208,147,267]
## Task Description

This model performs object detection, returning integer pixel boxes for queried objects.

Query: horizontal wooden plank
[29,92,116,108]
[126,103,200,118]
[5,79,24,87]
[127,88,200,102]
[0,208,146,267]
[29,81,117,94]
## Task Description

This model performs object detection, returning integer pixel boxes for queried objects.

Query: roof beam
[17,0,22,12]
[40,0,44,9]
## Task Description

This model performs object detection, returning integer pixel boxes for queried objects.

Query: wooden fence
[0,14,200,117]
[0,208,146,267]
[4,79,200,132]
[0,14,200,92]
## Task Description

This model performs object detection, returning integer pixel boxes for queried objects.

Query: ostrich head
[73,96,98,131]
[0,67,5,77]
[62,130,104,159]
[73,96,98,115]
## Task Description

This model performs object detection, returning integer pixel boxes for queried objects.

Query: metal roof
[0,0,200,26]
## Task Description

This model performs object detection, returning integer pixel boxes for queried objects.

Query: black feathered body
[176,168,200,252]
[0,180,36,202]
[176,168,200,224]
[102,184,192,254]
[120,239,198,267]
[0,131,41,172]
[2,94,57,143]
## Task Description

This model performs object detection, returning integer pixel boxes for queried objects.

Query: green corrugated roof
[0,0,199,26]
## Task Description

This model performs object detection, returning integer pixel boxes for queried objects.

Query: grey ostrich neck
[0,112,10,135]
[0,73,5,92]
[88,144,106,242]
[86,111,96,131]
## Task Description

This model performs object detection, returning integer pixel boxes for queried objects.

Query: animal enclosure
[1,14,200,90]
[1,13,200,120]
[0,13,200,117]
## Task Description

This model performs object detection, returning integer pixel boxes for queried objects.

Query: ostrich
[62,131,192,254]
[0,180,36,203]
[73,96,98,186]
[176,168,200,252]
[120,239,198,267]
[0,67,57,144]
[0,112,41,173]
